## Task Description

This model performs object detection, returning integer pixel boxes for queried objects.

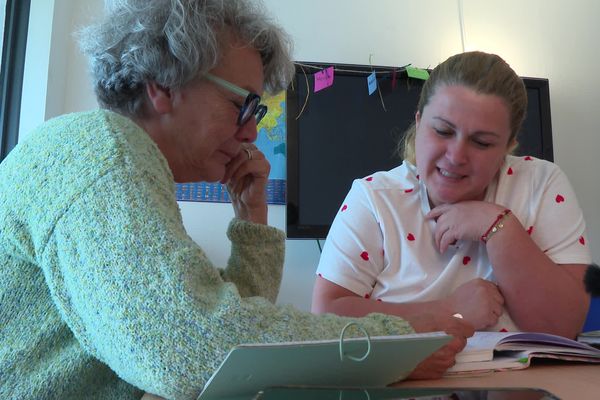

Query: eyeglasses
[204,73,268,126]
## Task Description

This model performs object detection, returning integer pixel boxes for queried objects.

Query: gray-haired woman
[0,1,472,399]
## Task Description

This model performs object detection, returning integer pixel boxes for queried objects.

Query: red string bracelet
[481,209,511,243]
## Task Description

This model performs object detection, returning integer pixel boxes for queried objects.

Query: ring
[244,148,252,160]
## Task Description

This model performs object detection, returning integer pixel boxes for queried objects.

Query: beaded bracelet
[481,209,511,243]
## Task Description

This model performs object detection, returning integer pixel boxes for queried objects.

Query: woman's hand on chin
[426,201,506,252]
[223,144,270,224]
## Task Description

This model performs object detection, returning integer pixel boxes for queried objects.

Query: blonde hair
[400,51,527,164]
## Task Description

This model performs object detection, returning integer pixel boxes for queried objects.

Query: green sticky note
[406,66,430,80]
[518,357,529,363]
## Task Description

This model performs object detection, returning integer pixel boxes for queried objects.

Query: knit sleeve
[220,218,285,303]
[40,167,414,400]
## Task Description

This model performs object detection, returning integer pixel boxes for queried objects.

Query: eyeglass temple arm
[204,73,250,98]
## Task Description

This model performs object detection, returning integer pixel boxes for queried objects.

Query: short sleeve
[528,163,591,265]
[316,179,385,298]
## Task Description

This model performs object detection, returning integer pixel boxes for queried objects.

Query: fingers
[425,204,449,220]
[445,318,475,340]
[408,341,462,380]
[223,146,269,188]
[438,227,458,254]
[221,144,265,184]
[429,209,459,253]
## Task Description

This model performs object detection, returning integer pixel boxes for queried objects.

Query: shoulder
[501,155,566,188]
[344,162,421,217]
[46,110,170,178]
[494,155,579,218]
[1,109,172,211]
[354,162,418,192]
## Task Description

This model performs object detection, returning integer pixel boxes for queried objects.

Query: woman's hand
[447,278,505,330]
[426,201,505,253]
[405,313,474,379]
[222,144,270,224]
[408,337,467,379]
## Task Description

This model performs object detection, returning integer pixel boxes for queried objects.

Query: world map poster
[175,91,286,204]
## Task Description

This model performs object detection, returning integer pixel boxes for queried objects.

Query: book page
[454,332,515,363]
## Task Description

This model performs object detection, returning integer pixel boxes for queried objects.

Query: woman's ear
[415,111,421,129]
[145,82,173,114]
[507,138,519,154]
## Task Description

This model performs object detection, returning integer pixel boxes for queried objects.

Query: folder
[197,330,452,400]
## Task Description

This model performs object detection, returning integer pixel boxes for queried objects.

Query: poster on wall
[175,91,286,205]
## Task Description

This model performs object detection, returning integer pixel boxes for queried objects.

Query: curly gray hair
[78,0,294,117]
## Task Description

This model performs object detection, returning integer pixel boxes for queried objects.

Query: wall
[19,0,101,139]
[22,0,600,312]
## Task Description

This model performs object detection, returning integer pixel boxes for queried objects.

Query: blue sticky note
[367,72,377,95]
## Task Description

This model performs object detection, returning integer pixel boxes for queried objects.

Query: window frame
[0,0,31,162]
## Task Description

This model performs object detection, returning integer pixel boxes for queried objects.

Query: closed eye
[471,138,493,148]
[434,128,453,137]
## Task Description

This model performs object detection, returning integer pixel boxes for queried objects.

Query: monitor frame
[286,62,553,239]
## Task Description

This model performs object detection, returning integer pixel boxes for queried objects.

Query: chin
[428,191,461,206]
[196,165,226,183]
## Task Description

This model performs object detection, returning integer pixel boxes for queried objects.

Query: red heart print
[499,328,508,332]
[416,174,420,180]
[366,176,373,182]
[360,251,369,261]
[524,156,533,161]
[407,233,415,241]
[462,256,471,265]
[580,236,586,245]
[527,226,534,235]
[341,204,348,212]
[376,298,382,302]
[364,293,371,299]
[507,167,513,175]
[555,194,565,203]
[404,188,414,193]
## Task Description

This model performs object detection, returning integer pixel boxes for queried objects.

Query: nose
[446,139,468,165]
[236,117,258,143]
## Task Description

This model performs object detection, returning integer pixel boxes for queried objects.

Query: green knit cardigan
[0,110,413,400]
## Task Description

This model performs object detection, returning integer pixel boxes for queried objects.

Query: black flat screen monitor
[286,62,553,239]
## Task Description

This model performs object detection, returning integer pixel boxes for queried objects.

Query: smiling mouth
[438,167,465,179]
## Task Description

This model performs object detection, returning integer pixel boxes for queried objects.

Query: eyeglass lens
[240,96,267,125]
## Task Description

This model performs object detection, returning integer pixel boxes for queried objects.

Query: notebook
[197,331,452,400]
[446,331,600,375]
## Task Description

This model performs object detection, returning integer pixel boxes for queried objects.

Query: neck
[132,115,185,182]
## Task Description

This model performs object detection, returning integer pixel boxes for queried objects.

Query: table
[141,363,600,400]
[393,363,600,399]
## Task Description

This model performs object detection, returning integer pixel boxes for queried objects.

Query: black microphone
[584,263,600,296]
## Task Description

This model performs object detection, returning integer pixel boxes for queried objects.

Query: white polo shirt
[316,155,592,332]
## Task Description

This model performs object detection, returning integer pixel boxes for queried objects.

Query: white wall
[23,0,600,312]
[0,1,6,53]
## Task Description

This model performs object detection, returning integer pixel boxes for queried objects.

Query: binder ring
[339,322,371,362]
[338,389,371,400]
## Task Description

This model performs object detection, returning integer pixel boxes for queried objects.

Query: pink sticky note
[314,66,334,92]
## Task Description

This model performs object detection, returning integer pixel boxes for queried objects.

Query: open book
[446,331,600,375]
